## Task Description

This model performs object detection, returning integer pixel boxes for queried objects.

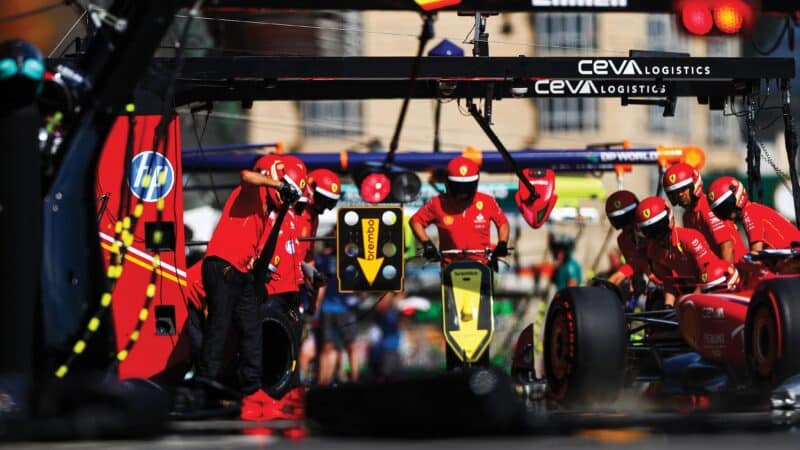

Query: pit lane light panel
[337,206,404,292]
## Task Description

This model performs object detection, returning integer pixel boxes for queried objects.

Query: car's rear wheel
[745,278,800,387]
[544,287,626,406]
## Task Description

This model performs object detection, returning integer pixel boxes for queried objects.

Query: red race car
[511,247,800,409]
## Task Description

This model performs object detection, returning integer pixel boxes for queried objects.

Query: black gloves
[278,178,302,204]
[422,240,441,261]
[493,241,509,258]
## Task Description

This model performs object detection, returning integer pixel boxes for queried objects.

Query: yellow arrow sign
[357,218,384,285]
[446,268,490,361]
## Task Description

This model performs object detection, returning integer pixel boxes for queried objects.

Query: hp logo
[128,151,175,202]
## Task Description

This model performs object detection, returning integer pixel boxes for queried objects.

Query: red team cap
[267,156,308,207]
[699,259,740,292]
[307,168,341,211]
[446,156,480,182]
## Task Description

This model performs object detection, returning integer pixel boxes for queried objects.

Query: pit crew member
[635,196,731,307]
[605,190,650,286]
[410,156,510,265]
[707,176,800,252]
[662,163,746,263]
[198,154,301,421]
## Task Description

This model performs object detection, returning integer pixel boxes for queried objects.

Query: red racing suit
[205,184,269,273]
[616,230,650,279]
[263,208,304,296]
[185,261,205,311]
[742,201,800,249]
[683,195,747,262]
[410,191,508,265]
[647,227,727,297]
[295,207,319,264]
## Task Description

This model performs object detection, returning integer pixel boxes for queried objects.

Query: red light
[713,3,745,34]
[681,3,714,35]
[359,172,391,203]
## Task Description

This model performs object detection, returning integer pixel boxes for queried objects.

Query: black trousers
[198,257,262,395]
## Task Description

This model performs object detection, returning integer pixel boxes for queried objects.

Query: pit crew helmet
[707,176,747,221]
[635,196,673,241]
[280,155,309,203]
[267,156,307,208]
[663,163,703,206]
[446,156,480,201]
[307,168,341,213]
[699,259,740,293]
[605,190,639,230]
[253,153,281,175]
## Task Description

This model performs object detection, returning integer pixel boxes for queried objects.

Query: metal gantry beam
[153,56,797,105]
[187,0,798,13]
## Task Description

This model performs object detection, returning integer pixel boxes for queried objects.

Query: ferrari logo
[614,200,621,209]
[444,215,454,225]
[331,183,339,193]
[476,201,484,210]
[459,165,468,176]
[668,174,676,184]
[643,208,651,218]
[300,179,306,189]
[701,273,708,283]
[709,192,715,201]
[274,255,280,265]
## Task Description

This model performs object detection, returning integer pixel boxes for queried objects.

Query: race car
[511,247,800,409]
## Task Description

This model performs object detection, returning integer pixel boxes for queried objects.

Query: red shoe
[240,389,271,421]
[262,387,306,421]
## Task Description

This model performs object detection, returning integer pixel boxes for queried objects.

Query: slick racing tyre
[260,298,303,399]
[544,287,626,406]
[745,277,800,387]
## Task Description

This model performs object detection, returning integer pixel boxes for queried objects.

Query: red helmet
[663,163,703,205]
[307,168,341,212]
[446,156,480,201]
[267,156,307,208]
[707,176,747,220]
[699,259,740,293]
[280,155,309,202]
[635,196,673,241]
[605,190,639,230]
[253,154,281,175]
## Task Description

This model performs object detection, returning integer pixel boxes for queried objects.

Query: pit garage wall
[95,115,191,381]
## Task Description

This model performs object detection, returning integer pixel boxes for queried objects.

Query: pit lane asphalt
[6,412,800,450]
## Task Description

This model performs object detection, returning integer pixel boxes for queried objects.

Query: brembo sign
[578,59,712,77]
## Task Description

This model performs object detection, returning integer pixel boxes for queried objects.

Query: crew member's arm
[608,267,629,286]
[719,240,735,264]
[410,220,431,244]
[750,241,764,253]
[706,209,736,263]
[241,169,281,188]
[410,201,440,260]
[497,222,510,244]
[490,199,510,256]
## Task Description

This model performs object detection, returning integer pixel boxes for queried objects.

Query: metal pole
[467,100,538,200]
[781,79,800,227]
[386,14,434,166]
